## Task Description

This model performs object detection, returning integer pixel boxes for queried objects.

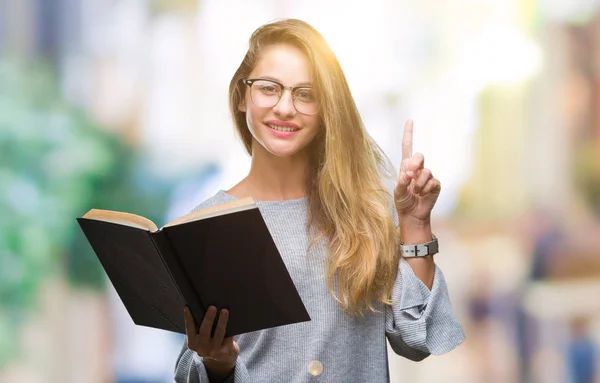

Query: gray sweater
[174,190,465,383]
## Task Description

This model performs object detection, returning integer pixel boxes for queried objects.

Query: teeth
[268,124,298,132]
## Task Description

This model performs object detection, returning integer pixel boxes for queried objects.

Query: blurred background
[1,0,600,382]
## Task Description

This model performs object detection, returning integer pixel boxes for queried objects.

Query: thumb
[395,162,413,198]
[224,336,240,356]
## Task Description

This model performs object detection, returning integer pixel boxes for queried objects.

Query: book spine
[151,230,206,328]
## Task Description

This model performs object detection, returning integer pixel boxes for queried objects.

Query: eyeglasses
[243,78,320,115]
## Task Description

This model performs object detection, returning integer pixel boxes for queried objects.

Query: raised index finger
[402,120,414,160]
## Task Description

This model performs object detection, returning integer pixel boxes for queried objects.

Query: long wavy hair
[229,19,400,315]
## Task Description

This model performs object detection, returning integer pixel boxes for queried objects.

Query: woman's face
[239,43,321,159]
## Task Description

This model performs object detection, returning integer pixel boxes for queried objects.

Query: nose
[272,89,296,118]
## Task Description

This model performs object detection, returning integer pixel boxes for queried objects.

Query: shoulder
[189,190,236,213]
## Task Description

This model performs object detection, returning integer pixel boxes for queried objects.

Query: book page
[82,209,158,232]
[163,197,256,229]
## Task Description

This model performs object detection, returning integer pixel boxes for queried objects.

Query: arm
[400,220,435,289]
[385,203,465,360]
[385,120,465,359]
[385,256,465,360]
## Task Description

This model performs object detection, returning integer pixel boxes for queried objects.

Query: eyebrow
[258,76,313,87]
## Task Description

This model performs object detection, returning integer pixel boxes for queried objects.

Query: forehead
[249,43,313,84]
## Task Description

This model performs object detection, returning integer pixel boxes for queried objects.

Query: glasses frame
[242,78,320,115]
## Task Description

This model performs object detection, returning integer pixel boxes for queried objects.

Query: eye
[255,81,280,95]
[260,86,278,94]
[295,89,315,102]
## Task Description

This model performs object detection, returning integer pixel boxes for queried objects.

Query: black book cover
[77,206,311,337]
[76,219,185,333]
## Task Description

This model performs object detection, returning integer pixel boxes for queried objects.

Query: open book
[77,198,311,337]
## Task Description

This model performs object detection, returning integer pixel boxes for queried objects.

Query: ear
[238,97,247,113]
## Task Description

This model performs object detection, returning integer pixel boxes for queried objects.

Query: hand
[394,120,441,224]
[184,306,239,376]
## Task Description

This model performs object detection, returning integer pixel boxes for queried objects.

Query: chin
[251,130,317,158]
[264,142,304,157]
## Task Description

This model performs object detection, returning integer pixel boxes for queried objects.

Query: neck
[243,143,310,201]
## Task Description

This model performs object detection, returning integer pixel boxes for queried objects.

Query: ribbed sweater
[174,190,465,383]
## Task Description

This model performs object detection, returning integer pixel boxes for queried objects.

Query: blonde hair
[229,19,400,315]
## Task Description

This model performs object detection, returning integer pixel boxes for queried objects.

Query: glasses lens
[293,88,319,115]
[250,80,281,108]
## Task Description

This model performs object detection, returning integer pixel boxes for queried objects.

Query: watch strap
[400,234,438,257]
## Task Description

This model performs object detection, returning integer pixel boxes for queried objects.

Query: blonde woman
[175,19,465,383]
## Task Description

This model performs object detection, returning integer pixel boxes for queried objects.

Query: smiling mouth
[267,124,300,132]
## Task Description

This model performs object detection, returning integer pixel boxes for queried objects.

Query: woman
[175,18,465,383]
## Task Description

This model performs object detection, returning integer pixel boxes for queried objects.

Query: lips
[264,120,300,132]
[267,123,300,132]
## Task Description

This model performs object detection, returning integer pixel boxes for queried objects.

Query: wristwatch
[400,234,438,257]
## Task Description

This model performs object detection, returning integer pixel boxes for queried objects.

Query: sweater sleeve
[174,338,251,383]
[385,257,466,361]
